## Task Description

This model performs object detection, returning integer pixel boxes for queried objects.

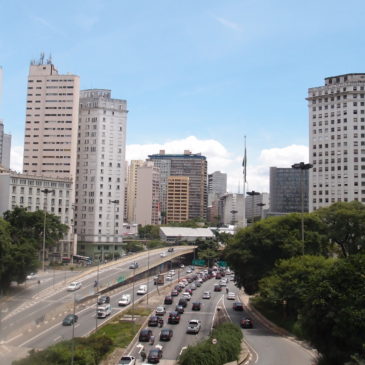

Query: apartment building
[308,73,365,210]
[167,176,189,223]
[0,120,11,169]
[126,160,144,223]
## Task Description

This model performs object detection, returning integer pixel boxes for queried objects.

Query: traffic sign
[192,259,206,266]
[117,275,125,283]
[217,261,227,267]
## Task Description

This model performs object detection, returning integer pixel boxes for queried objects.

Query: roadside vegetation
[178,322,243,365]
[224,201,365,365]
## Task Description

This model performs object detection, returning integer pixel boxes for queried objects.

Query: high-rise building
[308,74,365,211]
[127,160,144,223]
[135,162,160,226]
[75,89,127,258]
[208,171,227,206]
[148,150,208,220]
[167,176,189,223]
[0,120,11,169]
[218,193,244,225]
[245,192,269,222]
[22,57,80,179]
[270,167,308,214]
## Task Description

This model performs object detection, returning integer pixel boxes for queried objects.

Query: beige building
[22,58,80,180]
[167,176,189,223]
[135,162,160,226]
[127,160,144,223]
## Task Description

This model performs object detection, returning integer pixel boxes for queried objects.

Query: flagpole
[242,136,247,227]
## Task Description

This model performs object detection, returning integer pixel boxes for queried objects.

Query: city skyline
[1,0,365,192]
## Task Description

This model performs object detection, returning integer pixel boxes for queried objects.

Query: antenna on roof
[47,53,52,64]
[39,52,45,65]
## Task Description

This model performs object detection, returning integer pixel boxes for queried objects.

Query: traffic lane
[224,291,314,365]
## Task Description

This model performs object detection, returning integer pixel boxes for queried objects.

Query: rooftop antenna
[39,52,45,65]
[47,53,52,64]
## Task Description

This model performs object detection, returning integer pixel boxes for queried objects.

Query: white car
[118,355,136,365]
[160,252,167,257]
[182,292,191,301]
[166,275,173,281]
[227,292,236,300]
[118,294,131,306]
[219,280,227,286]
[67,281,81,291]
[187,319,201,334]
[202,291,211,299]
[169,270,175,276]
[26,272,37,280]
[155,306,166,315]
[186,268,192,273]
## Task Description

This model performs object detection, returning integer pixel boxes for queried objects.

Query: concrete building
[0,120,11,169]
[245,192,269,223]
[135,162,160,226]
[159,226,215,243]
[75,89,127,259]
[126,160,144,223]
[270,167,309,214]
[166,176,189,223]
[208,171,227,206]
[22,57,80,180]
[148,150,208,221]
[308,73,365,210]
[0,167,74,260]
[218,193,244,225]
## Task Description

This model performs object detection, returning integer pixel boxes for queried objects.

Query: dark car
[240,317,253,328]
[171,289,179,296]
[148,316,159,327]
[139,328,153,342]
[97,296,110,305]
[167,247,174,252]
[164,295,173,305]
[192,302,202,311]
[147,348,163,363]
[214,284,222,292]
[233,302,244,311]
[178,298,187,307]
[160,328,173,341]
[215,273,221,279]
[62,314,78,326]
[175,284,183,292]
[175,304,184,314]
[168,311,181,324]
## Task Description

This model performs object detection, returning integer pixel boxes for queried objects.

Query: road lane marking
[179,346,187,355]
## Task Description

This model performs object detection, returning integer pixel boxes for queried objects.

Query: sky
[1,0,365,193]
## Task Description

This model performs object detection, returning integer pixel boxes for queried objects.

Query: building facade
[75,89,127,259]
[126,160,144,223]
[245,192,269,222]
[308,73,365,210]
[270,167,309,214]
[218,193,244,225]
[148,150,208,221]
[0,120,11,169]
[166,176,189,223]
[135,162,160,226]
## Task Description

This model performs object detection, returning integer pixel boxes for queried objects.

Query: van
[97,303,111,318]
[137,284,147,295]
[118,294,131,306]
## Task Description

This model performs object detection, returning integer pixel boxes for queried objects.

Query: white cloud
[10,145,23,172]
[214,16,243,32]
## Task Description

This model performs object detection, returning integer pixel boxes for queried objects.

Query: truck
[153,274,165,285]
[97,303,111,318]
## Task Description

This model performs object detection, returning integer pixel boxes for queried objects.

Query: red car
[171,289,179,296]
[168,311,181,324]
[233,302,244,311]
[240,317,253,328]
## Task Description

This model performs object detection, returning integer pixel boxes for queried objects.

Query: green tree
[138,224,160,239]
[299,254,365,365]
[314,201,365,257]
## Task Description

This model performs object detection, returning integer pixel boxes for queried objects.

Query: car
[196,281,201,287]
[147,347,163,364]
[214,284,222,292]
[167,247,174,252]
[148,315,159,327]
[139,328,153,342]
[175,284,183,291]
[62,314,78,326]
[164,296,173,305]
[192,302,201,311]
[186,268,192,273]
[118,294,131,306]
[240,317,253,329]
[159,328,173,341]
[67,281,82,291]
[178,298,187,307]
[137,285,147,295]
[155,306,166,316]
[166,275,173,281]
[227,292,236,300]
[180,264,185,268]
[168,311,181,324]
[182,292,191,301]
[184,288,192,295]
[187,319,201,334]
[175,305,184,314]
[202,291,211,299]
[129,262,138,269]
[118,355,136,365]
[97,295,110,305]
[233,302,244,311]
[215,273,221,279]
[160,252,167,257]
[171,289,179,296]
[219,280,227,287]
[169,270,175,275]
[26,272,37,280]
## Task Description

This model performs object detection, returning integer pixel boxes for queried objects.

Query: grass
[95,321,138,348]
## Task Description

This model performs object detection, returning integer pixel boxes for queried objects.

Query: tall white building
[219,193,244,225]
[75,89,127,259]
[245,192,269,222]
[308,74,365,211]
[208,171,227,206]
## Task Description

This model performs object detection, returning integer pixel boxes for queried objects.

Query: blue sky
[1,0,365,192]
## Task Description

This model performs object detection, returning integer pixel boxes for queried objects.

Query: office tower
[245,192,269,222]
[148,150,208,220]
[22,56,80,179]
[135,162,160,226]
[167,176,189,223]
[0,120,11,169]
[127,160,144,223]
[75,89,127,258]
[308,74,365,211]
[270,167,308,214]
[218,193,244,225]
[208,171,227,206]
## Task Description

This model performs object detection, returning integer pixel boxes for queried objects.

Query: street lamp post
[41,188,55,271]
[146,240,150,307]
[110,200,119,260]
[291,162,313,253]
[246,191,260,224]
[132,266,136,331]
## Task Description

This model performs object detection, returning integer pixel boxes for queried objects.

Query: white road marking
[179,346,187,355]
